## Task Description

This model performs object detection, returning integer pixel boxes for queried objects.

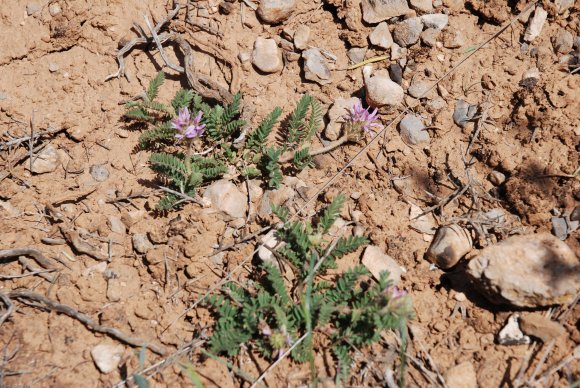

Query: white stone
[369,22,394,49]
[399,114,430,146]
[27,144,60,174]
[257,229,279,264]
[91,344,124,374]
[420,13,448,29]
[293,25,311,50]
[257,0,296,24]
[364,68,404,108]
[302,48,332,85]
[361,0,411,24]
[524,6,547,42]
[252,37,283,73]
[362,245,403,285]
[203,180,248,219]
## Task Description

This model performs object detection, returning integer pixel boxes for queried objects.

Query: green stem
[279,135,349,163]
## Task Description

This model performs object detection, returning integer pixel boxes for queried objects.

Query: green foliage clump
[206,195,414,384]
[125,72,325,210]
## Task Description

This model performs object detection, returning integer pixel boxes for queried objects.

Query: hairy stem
[279,135,349,163]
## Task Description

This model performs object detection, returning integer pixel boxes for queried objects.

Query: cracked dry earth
[0,0,578,387]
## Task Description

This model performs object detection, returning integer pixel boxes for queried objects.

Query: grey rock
[365,70,405,108]
[574,36,580,49]
[420,13,448,29]
[552,29,573,54]
[26,3,40,16]
[551,216,576,240]
[421,27,440,47]
[410,0,433,12]
[28,144,60,174]
[442,29,465,48]
[91,344,124,374]
[252,37,283,73]
[132,233,153,254]
[293,25,311,50]
[238,51,251,63]
[554,0,574,13]
[388,63,403,85]
[107,216,126,234]
[444,362,477,388]
[392,17,423,47]
[399,114,430,146]
[257,0,295,24]
[390,43,407,60]
[425,224,472,268]
[325,97,360,141]
[362,245,403,285]
[369,22,394,49]
[361,0,411,24]
[498,314,530,345]
[204,180,248,219]
[467,233,580,307]
[407,78,431,98]
[489,170,506,186]
[90,164,110,182]
[48,63,59,72]
[347,48,367,64]
[571,206,580,221]
[48,2,62,16]
[524,6,547,43]
[302,48,332,85]
[453,99,475,128]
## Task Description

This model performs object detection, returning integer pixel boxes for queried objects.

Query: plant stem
[279,135,349,163]
[185,140,193,175]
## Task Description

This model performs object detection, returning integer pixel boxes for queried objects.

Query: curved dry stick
[8,289,168,356]
[0,248,55,269]
[0,292,14,326]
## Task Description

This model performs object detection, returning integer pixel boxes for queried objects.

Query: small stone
[219,1,236,14]
[91,344,124,374]
[257,230,279,265]
[302,48,332,85]
[116,128,129,138]
[454,292,466,302]
[442,29,465,48]
[488,170,506,186]
[203,180,248,219]
[347,48,367,64]
[107,216,125,234]
[427,97,446,111]
[90,164,110,182]
[551,216,569,240]
[407,78,431,99]
[27,144,60,174]
[421,27,440,47]
[444,362,477,388]
[554,0,574,13]
[362,245,403,285]
[293,25,311,50]
[257,0,295,24]
[442,0,464,12]
[519,313,568,342]
[238,51,251,63]
[132,233,153,254]
[392,17,423,47]
[369,22,394,49]
[399,114,430,146]
[498,314,530,345]
[48,63,59,72]
[390,43,407,60]
[453,99,474,128]
[425,224,472,269]
[325,97,360,141]
[26,3,40,16]
[552,29,573,54]
[120,210,145,229]
[524,6,547,43]
[365,70,405,108]
[410,0,433,12]
[420,13,448,29]
[466,233,580,307]
[48,2,62,16]
[388,63,403,85]
[252,37,283,73]
[361,0,411,24]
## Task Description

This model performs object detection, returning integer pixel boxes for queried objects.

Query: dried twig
[0,292,14,327]
[0,248,56,269]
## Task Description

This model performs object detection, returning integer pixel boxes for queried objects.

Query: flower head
[344,101,383,141]
[171,107,206,140]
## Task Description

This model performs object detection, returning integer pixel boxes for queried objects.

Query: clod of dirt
[251,37,283,74]
[106,264,140,302]
[519,313,568,343]
[257,0,296,24]
[425,224,472,269]
[409,0,433,12]
[203,179,248,219]
[27,144,60,174]
[444,361,477,388]
[421,27,441,47]
[302,48,332,85]
[420,13,449,30]
[90,343,124,374]
[361,0,411,24]
[392,17,424,47]
[399,114,430,146]
[369,22,394,49]
[132,233,153,254]
[364,69,404,108]
[107,215,126,235]
[361,245,403,285]
[442,29,466,48]
[523,6,547,42]
[293,25,311,50]
[467,233,580,307]
[325,97,360,141]
[552,28,574,54]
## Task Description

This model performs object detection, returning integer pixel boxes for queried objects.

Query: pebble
[364,69,405,108]
[362,245,403,285]
[427,97,446,111]
[26,3,40,16]
[302,48,332,85]
[453,99,475,128]
[551,216,569,240]
[361,0,411,24]
[107,216,126,234]
[519,313,568,342]
[219,1,236,14]
[444,362,477,388]
[257,0,296,24]
[27,144,60,174]
[409,0,433,12]
[91,344,124,373]
[48,63,59,72]
[132,233,153,254]
[442,29,465,48]
[252,37,283,73]
[399,114,430,146]
[488,170,506,186]
[238,51,251,63]
[90,164,110,182]
[498,314,530,345]
[524,6,547,43]
[388,63,403,85]
[347,47,367,64]
[369,22,394,49]
[325,97,360,141]
[467,233,579,307]
[48,2,62,16]
[392,17,424,47]
[421,27,440,47]
[552,29,573,54]
[425,224,472,269]
[420,13,448,29]
[390,43,407,60]
[293,25,311,50]
[407,78,431,99]
[257,230,279,265]
[203,180,248,219]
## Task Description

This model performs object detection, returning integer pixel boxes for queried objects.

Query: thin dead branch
[0,248,56,269]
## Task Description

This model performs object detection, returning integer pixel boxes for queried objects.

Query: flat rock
[410,0,433,12]
[421,27,441,47]
[325,97,360,141]
[388,63,403,85]
[257,0,295,24]
[106,264,140,302]
[444,362,477,388]
[519,313,568,342]
[467,233,580,307]
[132,233,153,254]
[365,69,404,108]
[392,17,423,47]
[399,114,430,146]
[524,6,547,43]
[453,99,475,128]
[552,29,573,54]
[361,0,411,24]
[425,224,472,268]
[420,13,449,29]
[252,37,283,73]
[90,164,110,182]
[369,22,394,49]
[91,344,124,374]
[27,144,60,174]
[442,29,465,48]
[347,48,367,64]
[302,48,332,85]
[107,216,126,234]
[293,25,311,50]
[407,78,432,98]
[204,180,248,219]
[362,245,403,285]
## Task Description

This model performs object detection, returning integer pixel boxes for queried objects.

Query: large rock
[361,0,411,24]
[467,233,579,307]
[257,0,295,24]
[204,180,248,219]
[252,37,283,73]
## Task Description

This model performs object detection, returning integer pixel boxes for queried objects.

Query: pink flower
[172,107,206,140]
[347,102,383,136]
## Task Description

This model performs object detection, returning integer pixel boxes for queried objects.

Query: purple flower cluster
[171,107,206,140]
[347,102,383,136]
